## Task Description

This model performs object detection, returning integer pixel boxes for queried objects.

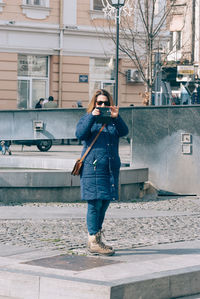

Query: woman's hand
[92,108,100,116]
[110,106,119,118]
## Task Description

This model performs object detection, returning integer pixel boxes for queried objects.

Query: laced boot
[88,233,115,256]
[98,230,113,250]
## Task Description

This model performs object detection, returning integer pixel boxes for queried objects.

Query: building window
[25,0,47,6]
[0,0,5,12]
[90,0,106,19]
[93,0,103,11]
[17,55,49,109]
[22,0,50,19]
[89,58,115,100]
[169,31,181,52]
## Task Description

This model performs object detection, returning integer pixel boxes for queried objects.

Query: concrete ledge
[0,246,200,299]
[110,265,200,299]
[0,156,75,170]
[0,168,148,188]
[0,167,148,202]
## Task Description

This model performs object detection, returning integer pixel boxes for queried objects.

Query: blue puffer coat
[75,113,129,201]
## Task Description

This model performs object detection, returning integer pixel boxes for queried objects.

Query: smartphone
[96,107,112,123]
[98,107,111,117]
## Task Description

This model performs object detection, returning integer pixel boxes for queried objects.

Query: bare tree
[104,0,182,104]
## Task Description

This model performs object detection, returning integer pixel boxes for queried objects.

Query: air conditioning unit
[126,69,143,83]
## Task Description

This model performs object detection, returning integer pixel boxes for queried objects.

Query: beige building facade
[167,0,200,64]
[0,0,145,110]
[161,0,200,104]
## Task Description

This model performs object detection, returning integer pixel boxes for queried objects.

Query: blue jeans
[87,200,110,235]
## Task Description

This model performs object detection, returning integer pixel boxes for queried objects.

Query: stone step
[0,242,200,299]
[178,295,200,299]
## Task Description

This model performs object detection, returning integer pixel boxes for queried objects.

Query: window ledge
[89,10,105,20]
[0,2,6,12]
[21,4,50,20]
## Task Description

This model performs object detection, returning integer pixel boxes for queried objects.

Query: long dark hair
[87,89,114,113]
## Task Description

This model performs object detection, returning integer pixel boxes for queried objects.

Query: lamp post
[110,0,125,106]
[102,0,132,105]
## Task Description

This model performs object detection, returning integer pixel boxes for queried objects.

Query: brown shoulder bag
[71,124,105,176]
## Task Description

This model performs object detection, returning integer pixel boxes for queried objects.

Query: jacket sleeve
[113,115,129,137]
[75,113,96,140]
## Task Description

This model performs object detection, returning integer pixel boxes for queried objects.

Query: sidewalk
[0,198,200,298]
[7,141,131,165]
[0,145,200,298]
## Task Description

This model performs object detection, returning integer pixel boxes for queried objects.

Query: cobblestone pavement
[0,197,200,254]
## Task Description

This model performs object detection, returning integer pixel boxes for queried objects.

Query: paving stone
[0,197,199,255]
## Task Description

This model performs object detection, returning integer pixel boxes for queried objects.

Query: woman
[76,89,128,256]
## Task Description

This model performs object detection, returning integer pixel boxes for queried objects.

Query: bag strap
[79,124,106,163]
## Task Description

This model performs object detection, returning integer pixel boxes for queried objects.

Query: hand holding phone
[110,106,119,118]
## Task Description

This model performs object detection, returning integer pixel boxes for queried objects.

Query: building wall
[0,53,17,109]
[0,0,59,23]
[77,0,90,26]
[0,0,146,110]
[61,56,89,107]
[121,59,145,106]
[36,55,90,108]
[168,0,198,62]
[50,55,59,103]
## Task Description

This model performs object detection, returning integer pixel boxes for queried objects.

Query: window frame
[169,31,182,52]
[92,0,104,11]
[17,55,50,109]
[21,0,50,19]
[89,57,115,100]
[0,0,5,12]
[24,0,49,7]
[90,0,106,20]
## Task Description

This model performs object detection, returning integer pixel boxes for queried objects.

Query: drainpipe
[191,0,195,63]
[58,0,63,108]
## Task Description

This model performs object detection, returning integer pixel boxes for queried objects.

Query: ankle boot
[88,233,115,256]
[98,230,113,250]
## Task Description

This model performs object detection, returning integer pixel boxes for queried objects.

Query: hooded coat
[75,113,128,201]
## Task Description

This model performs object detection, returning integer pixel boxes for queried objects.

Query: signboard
[177,65,194,82]
[79,75,88,83]
[18,55,48,77]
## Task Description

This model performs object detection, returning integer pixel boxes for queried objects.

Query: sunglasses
[96,101,110,106]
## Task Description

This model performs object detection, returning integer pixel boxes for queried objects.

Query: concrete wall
[1,106,200,195]
[131,105,200,195]
[0,108,85,140]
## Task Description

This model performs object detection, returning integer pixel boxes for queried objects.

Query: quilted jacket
[75,113,129,201]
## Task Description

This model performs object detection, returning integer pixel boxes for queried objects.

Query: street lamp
[101,0,133,105]
[112,0,125,106]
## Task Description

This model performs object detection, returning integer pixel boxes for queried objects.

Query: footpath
[0,144,199,298]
